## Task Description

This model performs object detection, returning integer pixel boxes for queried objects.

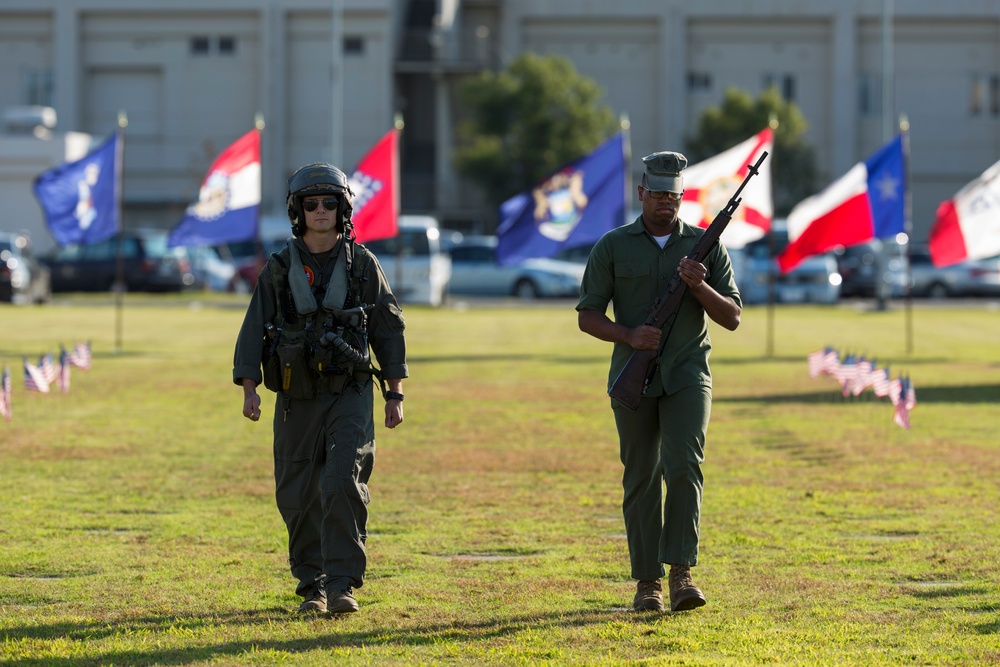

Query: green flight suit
[577,215,740,580]
[233,235,407,596]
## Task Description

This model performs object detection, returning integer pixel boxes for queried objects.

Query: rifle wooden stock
[608,151,768,410]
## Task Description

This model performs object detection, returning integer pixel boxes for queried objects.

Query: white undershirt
[652,233,671,248]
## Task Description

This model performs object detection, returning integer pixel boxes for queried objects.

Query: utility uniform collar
[627,215,698,243]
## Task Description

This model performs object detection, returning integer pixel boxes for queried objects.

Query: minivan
[361,215,451,307]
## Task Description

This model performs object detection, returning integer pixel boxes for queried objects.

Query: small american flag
[807,347,833,378]
[0,365,12,422]
[851,357,874,397]
[69,341,92,370]
[58,348,71,393]
[39,353,58,385]
[871,366,891,398]
[24,357,50,393]
[834,353,856,397]
[893,376,917,429]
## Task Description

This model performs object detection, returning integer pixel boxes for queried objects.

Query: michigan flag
[168,129,261,248]
[33,131,121,246]
[496,132,627,267]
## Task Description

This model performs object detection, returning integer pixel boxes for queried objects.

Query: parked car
[447,235,585,299]
[0,231,51,304]
[735,224,842,305]
[42,229,195,293]
[832,238,908,298]
[362,215,451,307]
[909,245,1000,297]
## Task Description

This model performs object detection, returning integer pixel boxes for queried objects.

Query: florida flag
[168,129,261,248]
[679,128,773,249]
[778,135,905,273]
[34,131,121,246]
[928,157,1000,267]
[348,129,399,244]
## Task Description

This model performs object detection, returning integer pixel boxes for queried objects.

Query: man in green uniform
[233,163,407,615]
[577,151,741,612]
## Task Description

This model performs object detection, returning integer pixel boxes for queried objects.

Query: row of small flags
[0,342,91,423]
[807,347,917,429]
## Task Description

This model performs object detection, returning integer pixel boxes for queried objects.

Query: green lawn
[1,295,998,666]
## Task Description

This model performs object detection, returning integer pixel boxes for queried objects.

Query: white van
[361,215,451,307]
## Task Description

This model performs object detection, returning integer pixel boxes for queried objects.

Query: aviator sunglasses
[302,197,339,212]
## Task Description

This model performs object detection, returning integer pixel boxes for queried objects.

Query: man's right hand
[241,378,261,421]
[627,324,662,351]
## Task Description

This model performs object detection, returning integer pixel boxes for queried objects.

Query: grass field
[1,294,998,666]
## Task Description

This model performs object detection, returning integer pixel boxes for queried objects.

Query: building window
[21,68,53,106]
[191,36,210,55]
[858,73,882,117]
[687,71,711,92]
[218,36,236,55]
[763,73,796,102]
[344,36,364,55]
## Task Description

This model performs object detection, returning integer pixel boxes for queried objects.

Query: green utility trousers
[272,381,375,596]
[612,385,711,580]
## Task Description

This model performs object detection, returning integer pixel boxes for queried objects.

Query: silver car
[909,246,1000,298]
[447,236,584,299]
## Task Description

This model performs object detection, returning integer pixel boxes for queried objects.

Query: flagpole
[900,115,913,355]
[114,111,127,354]
[620,113,632,226]
[766,114,779,358]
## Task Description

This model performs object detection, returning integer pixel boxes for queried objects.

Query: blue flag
[496,132,627,266]
[33,131,120,246]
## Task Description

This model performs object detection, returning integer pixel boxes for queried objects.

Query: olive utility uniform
[576,215,740,580]
[233,235,407,597]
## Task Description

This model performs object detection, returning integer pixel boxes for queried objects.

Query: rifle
[608,151,768,410]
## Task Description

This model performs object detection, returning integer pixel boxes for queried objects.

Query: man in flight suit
[233,163,407,614]
[577,151,741,612]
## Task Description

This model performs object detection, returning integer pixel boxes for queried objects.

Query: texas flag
[928,157,1000,267]
[348,129,399,244]
[778,135,905,273]
[168,129,261,248]
[679,128,774,249]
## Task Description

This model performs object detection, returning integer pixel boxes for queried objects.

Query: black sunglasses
[302,198,339,212]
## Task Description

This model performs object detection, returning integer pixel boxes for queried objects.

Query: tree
[686,86,816,217]
[454,53,619,206]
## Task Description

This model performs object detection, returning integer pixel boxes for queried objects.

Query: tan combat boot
[298,588,327,614]
[668,564,706,612]
[327,588,359,614]
[633,579,665,612]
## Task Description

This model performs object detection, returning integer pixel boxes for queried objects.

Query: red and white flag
[778,136,905,273]
[69,341,92,370]
[348,129,399,244]
[928,158,1000,267]
[892,376,917,429]
[679,128,773,249]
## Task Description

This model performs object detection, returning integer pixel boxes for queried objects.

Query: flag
[834,353,857,397]
[39,353,57,385]
[778,135,905,273]
[678,128,774,249]
[807,346,837,378]
[69,341,92,370]
[871,366,892,399]
[168,129,261,248]
[928,157,1000,267]
[0,366,11,422]
[495,132,628,266]
[24,358,50,393]
[58,348,71,393]
[348,129,400,244]
[33,131,121,246]
[892,376,917,429]
[851,357,874,397]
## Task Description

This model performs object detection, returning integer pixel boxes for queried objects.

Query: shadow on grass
[717,384,1000,404]
[1,608,666,666]
[409,353,604,365]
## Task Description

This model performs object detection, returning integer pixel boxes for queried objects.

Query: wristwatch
[385,391,404,402]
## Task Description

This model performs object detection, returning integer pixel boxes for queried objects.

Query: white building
[1,0,998,251]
